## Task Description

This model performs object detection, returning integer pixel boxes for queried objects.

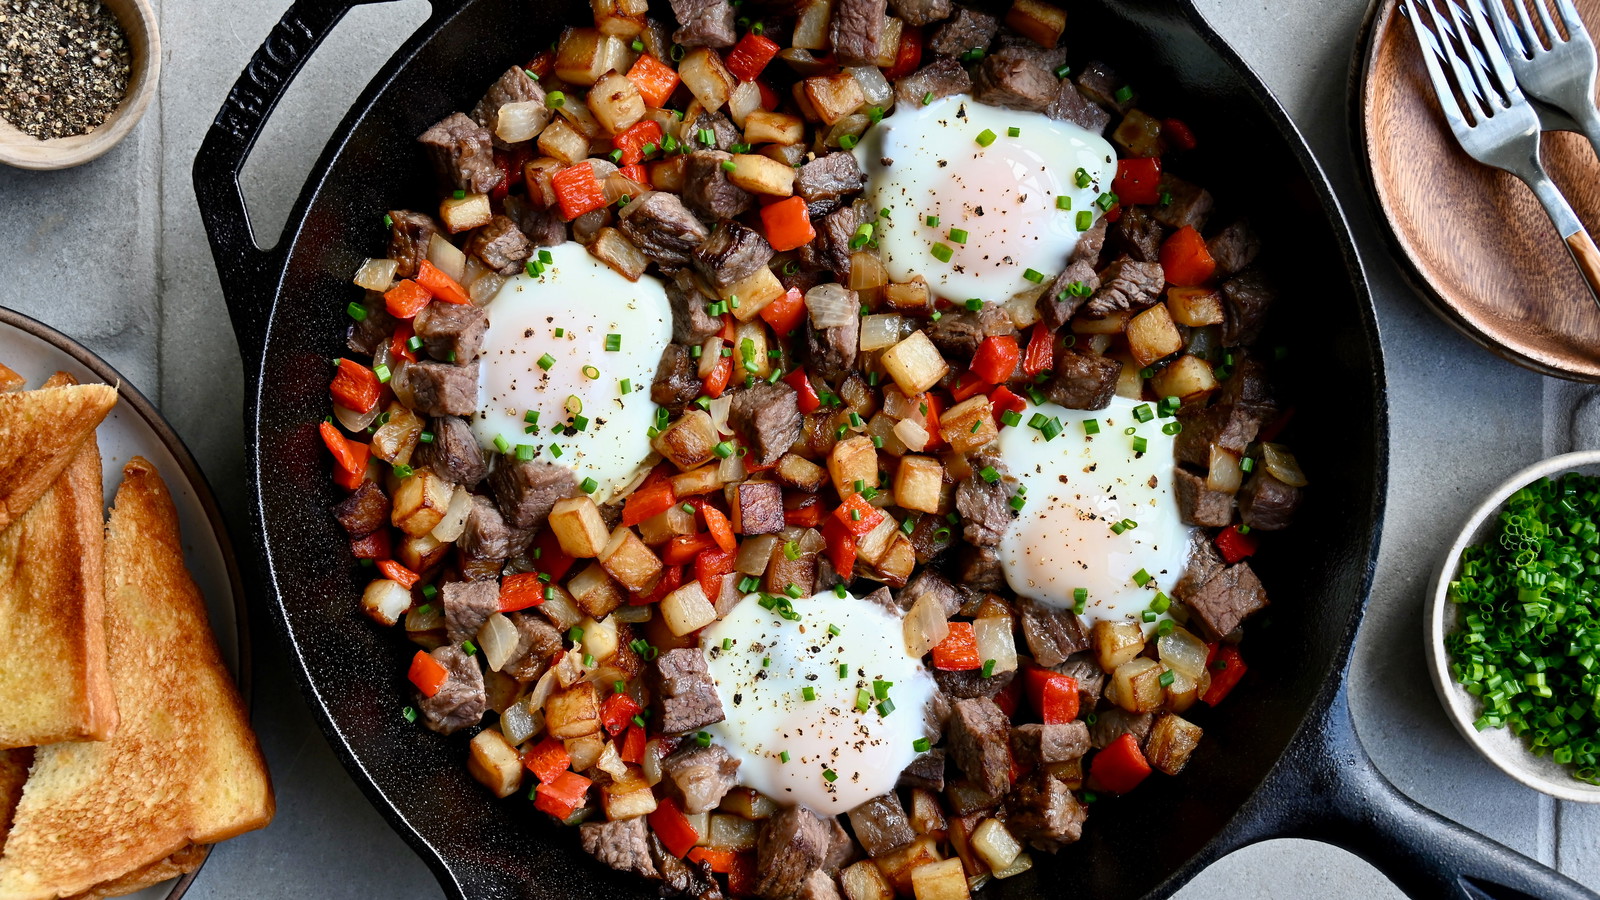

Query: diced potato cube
[1093,620,1145,671]
[392,467,452,537]
[908,788,947,838]
[580,614,619,662]
[990,850,1033,880]
[653,409,720,470]
[829,435,880,499]
[970,818,1022,872]
[724,265,786,322]
[600,526,664,593]
[1166,286,1224,326]
[536,583,585,632]
[776,454,828,492]
[1114,108,1163,158]
[588,227,649,280]
[523,157,562,207]
[856,513,899,566]
[1145,712,1204,775]
[1149,354,1218,408]
[556,26,620,85]
[565,732,606,770]
[591,0,647,36]
[661,580,718,635]
[876,532,915,587]
[1071,311,1130,335]
[537,117,591,166]
[546,681,601,739]
[468,729,524,798]
[732,481,785,535]
[873,17,904,67]
[718,787,779,819]
[972,616,1017,674]
[1005,0,1067,47]
[649,155,687,192]
[909,857,969,900]
[361,578,412,626]
[875,835,943,896]
[881,331,949,395]
[804,72,867,126]
[709,812,760,850]
[568,562,624,619]
[894,455,944,514]
[745,110,806,145]
[371,401,424,465]
[841,860,895,900]
[639,502,697,545]
[726,154,796,197]
[439,192,492,233]
[603,782,660,819]
[550,496,610,558]
[1126,303,1184,368]
[396,532,448,573]
[588,69,645,135]
[732,319,772,379]
[793,0,834,49]
[938,396,997,454]
[670,464,725,497]
[1110,657,1166,713]
[883,279,931,311]
[680,47,735,111]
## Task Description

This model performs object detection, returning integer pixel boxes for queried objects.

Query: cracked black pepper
[0,0,131,140]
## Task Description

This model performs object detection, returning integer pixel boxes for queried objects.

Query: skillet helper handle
[1565,230,1600,311]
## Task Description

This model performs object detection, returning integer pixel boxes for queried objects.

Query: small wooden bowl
[0,0,160,170]
[1358,0,1600,381]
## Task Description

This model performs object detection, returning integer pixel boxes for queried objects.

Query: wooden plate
[1358,0,1600,381]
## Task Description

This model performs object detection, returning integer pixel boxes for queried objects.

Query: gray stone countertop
[1,0,1596,895]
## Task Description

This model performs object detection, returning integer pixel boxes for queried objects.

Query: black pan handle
[1221,687,1595,900]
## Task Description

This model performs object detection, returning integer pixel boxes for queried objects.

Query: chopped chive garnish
[1076,210,1093,231]
[824,768,838,782]
[1074,167,1092,188]
[537,353,556,370]
[1163,421,1183,435]
[550,444,563,458]
[877,699,895,716]
[834,584,848,598]
[713,441,734,459]
[1073,588,1088,615]
[1133,568,1152,587]
[1097,192,1118,212]
[931,243,954,262]
[373,363,392,384]
[1040,417,1063,441]
[803,686,816,701]
[1056,195,1071,210]
[721,159,737,173]
[1082,418,1101,435]
[981,659,996,678]
[383,213,394,228]
[547,90,565,108]
[605,333,622,351]
[913,737,931,753]
[695,731,712,747]
[839,663,849,678]
[965,298,983,311]
[976,128,997,147]
[948,228,969,244]
[780,750,791,762]
[347,302,368,321]
[1133,403,1154,423]
[838,133,859,150]
[873,679,891,698]
[856,689,872,711]
[452,189,466,200]
[926,215,939,226]
[1114,85,1134,102]
[1007,126,1021,137]
[922,91,934,105]
[1001,410,1022,427]
[462,639,478,654]
[515,444,534,461]
[402,705,416,723]
[1023,268,1045,284]
[980,466,1000,484]
[1132,436,1148,453]
[493,435,510,454]
[580,477,598,493]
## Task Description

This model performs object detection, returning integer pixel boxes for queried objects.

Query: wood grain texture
[1362,0,1600,380]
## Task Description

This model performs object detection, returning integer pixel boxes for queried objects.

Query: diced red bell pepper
[664,533,719,566]
[724,31,781,82]
[601,692,644,735]
[553,162,609,222]
[330,358,382,414]
[407,649,449,698]
[1103,203,1123,223]
[784,492,824,528]
[631,564,683,606]
[522,736,572,784]
[619,724,647,764]
[834,493,884,537]
[623,470,678,527]
[491,152,513,200]
[1162,117,1198,151]
[390,322,417,363]
[782,366,822,412]
[499,571,548,612]
[530,526,577,582]
[1214,524,1259,564]
[702,504,737,552]
[882,25,924,80]
[320,420,371,487]
[1090,733,1152,794]
[994,676,1024,718]
[989,385,1026,427]
[688,847,739,874]
[627,53,680,108]
[756,79,779,111]
[1112,157,1162,206]
[931,621,981,670]
[1022,324,1053,376]
[377,559,420,590]
[949,370,988,402]
[703,354,734,399]
[1159,225,1216,287]
[613,119,664,166]
[821,515,857,579]
[1203,643,1247,705]
[970,334,1020,384]
[619,163,651,187]
[1023,667,1080,723]
[650,796,702,858]
[922,393,944,450]
[384,279,432,319]
[695,547,736,599]
[761,196,816,253]
[534,770,592,819]
[416,259,471,305]
[524,50,554,80]
[762,287,808,337]
[350,529,391,560]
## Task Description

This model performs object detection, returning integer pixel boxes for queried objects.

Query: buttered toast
[0,379,116,533]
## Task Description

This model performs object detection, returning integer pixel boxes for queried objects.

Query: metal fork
[1405,0,1600,308]
[1478,0,1600,157]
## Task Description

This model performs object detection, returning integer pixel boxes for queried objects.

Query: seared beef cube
[668,271,725,344]
[894,56,971,109]
[1174,469,1234,527]
[652,834,726,899]
[387,210,437,279]
[418,112,503,195]
[1111,205,1166,263]
[502,194,567,247]
[848,793,915,857]
[1017,597,1089,667]
[413,300,489,363]
[417,645,486,734]
[662,744,741,813]
[580,817,657,878]
[1011,721,1091,766]
[1076,60,1134,114]
[683,150,755,220]
[419,416,488,488]
[333,481,390,539]
[730,382,802,466]
[890,0,950,25]
[955,544,1005,590]
[1006,772,1086,851]
[489,459,577,528]
[991,32,1066,67]
[689,108,742,150]
[802,316,859,384]
[926,305,1013,361]
[653,648,726,733]
[806,205,859,281]
[928,6,997,56]
[898,749,947,791]
[459,495,529,559]
[470,66,547,140]
[1174,403,1261,465]
[831,0,887,65]
[1152,174,1213,230]
[955,466,1011,547]
[1089,707,1153,749]
[972,49,1058,112]
[1086,255,1164,317]
[694,219,774,289]
[733,481,785,534]
[1219,353,1278,417]
[934,666,1015,699]
[948,697,1011,795]
[797,153,866,218]
[618,192,710,267]
[503,612,563,681]
[443,579,500,645]
[652,343,704,409]
[1207,220,1261,278]
[1173,535,1225,602]
[1037,260,1099,332]
[465,215,531,275]
[1053,653,1106,708]
[1239,469,1301,531]
[1047,80,1112,133]
[1187,561,1268,640]
[669,0,737,47]
[1220,267,1277,345]
[347,297,399,355]
[861,586,897,614]
[1071,216,1109,266]
[800,871,842,900]
[396,360,478,416]
[756,806,830,900]
[897,568,962,616]
[1042,348,1120,410]
[822,815,853,873]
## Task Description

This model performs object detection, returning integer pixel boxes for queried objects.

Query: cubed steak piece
[503,612,563,681]
[683,150,755,220]
[756,805,831,900]
[897,568,962,617]
[955,543,1005,590]
[668,270,725,344]
[1011,721,1091,767]
[1186,561,1268,640]
[333,481,390,539]
[688,109,742,151]
[729,382,801,466]
[1076,60,1135,114]
[618,192,710,267]
[459,495,530,560]
[1173,402,1262,466]
[1042,348,1120,410]
[661,743,741,813]
[654,834,727,899]
[693,219,774,289]
[1219,353,1278,417]
[925,305,1013,361]
[502,194,567,247]
[669,0,737,47]
[652,648,725,734]
[1174,469,1235,527]
[1037,260,1099,332]
[395,360,479,416]
[418,112,503,195]
[1046,80,1111,133]
[801,312,859,384]
[489,459,577,529]
[799,871,842,900]
[347,298,399,355]
[831,0,887,65]
[1017,597,1089,667]
[470,65,548,144]
[947,697,1011,795]
[847,793,916,857]
[465,214,532,275]
[1086,255,1164,317]
[418,645,486,734]
[1172,536,1225,602]
[955,462,1012,547]
[972,49,1058,112]
[894,56,972,109]
[652,343,704,410]
[805,206,859,282]
[890,0,950,25]
[1220,267,1277,345]
[1089,707,1153,749]
[1005,772,1087,851]
[580,817,658,878]
[419,416,488,488]
[796,153,867,218]
[898,748,947,791]
[1207,220,1261,278]
[387,209,437,279]
[928,7,997,56]
[1054,653,1106,709]
[1072,216,1109,266]
[733,481,784,535]
[1152,174,1213,230]
[1110,205,1166,263]
[934,666,1014,700]
[412,299,489,363]
[443,579,500,645]
[1239,469,1301,531]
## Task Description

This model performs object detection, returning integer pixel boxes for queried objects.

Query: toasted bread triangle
[0,750,29,857]
[59,844,206,900]
[0,458,274,900]
[0,380,116,533]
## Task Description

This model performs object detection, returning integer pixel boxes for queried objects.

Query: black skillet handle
[1229,689,1597,900]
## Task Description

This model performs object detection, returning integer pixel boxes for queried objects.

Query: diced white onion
[1261,443,1308,487]
[1002,286,1045,329]
[405,601,443,633]
[469,270,505,306]
[894,418,930,452]
[728,80,762,128]
[497,100,552,143]
[859,314,908,352]
[972,617,1018,674]
[478,613,519,672]
[430,485,474,543]
[426,233,466,283]
[1157,626,1210,680]
[1207,446,1242,493]
[736,534,780,576]
[527,666,558,712]
[709,395,734,436]
[824,113,870,149]
[334,400,382,433]
[595,739,629,780]
[361,579,412,626]
[643,739,665,786]
[904,593,951,658]
[845,66,892,107]
[699,337,724,378]
[501,697,543,745]
[352,257,399,292]
[717,450,746,485]
[806,283,856,329]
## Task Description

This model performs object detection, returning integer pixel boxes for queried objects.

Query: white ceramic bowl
[1426,450,1600,803]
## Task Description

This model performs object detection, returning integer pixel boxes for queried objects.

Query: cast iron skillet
[192,0,1594,897]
